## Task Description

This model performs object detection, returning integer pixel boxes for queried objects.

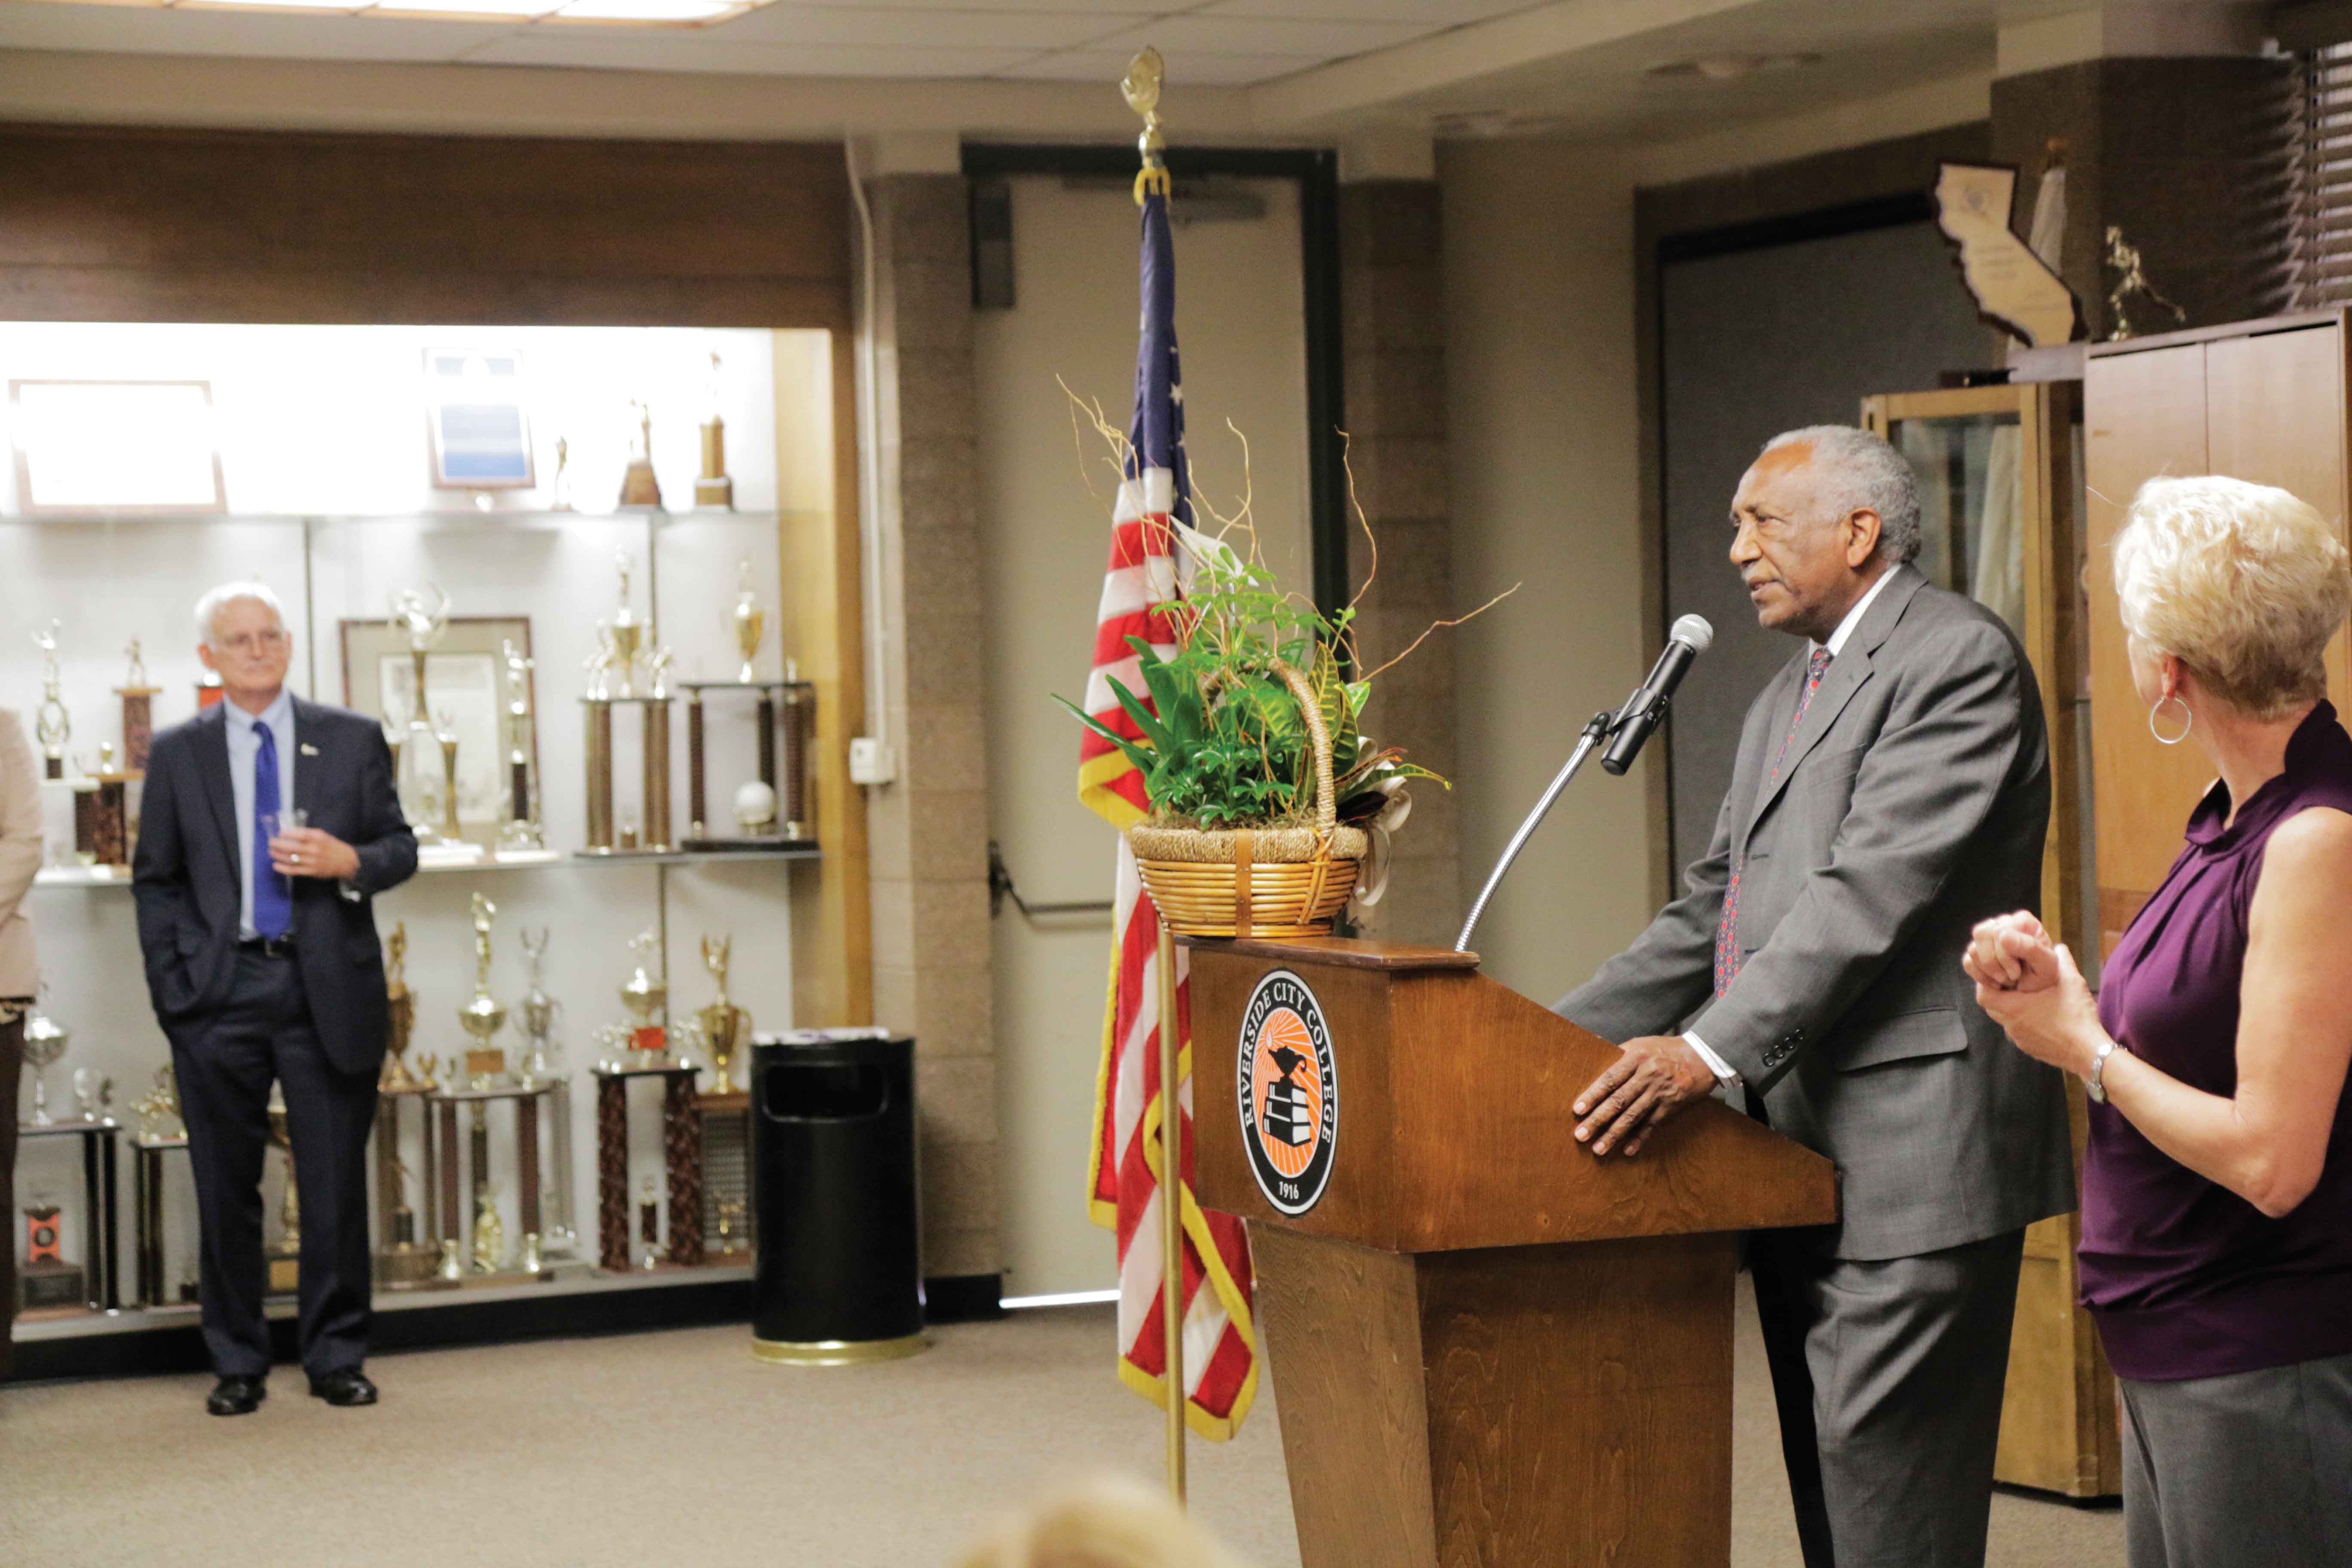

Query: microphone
[1599,614,1714,776]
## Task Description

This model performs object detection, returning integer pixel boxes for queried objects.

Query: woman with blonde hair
[1964,475,2352,1568]
[956,1473,1247,1568]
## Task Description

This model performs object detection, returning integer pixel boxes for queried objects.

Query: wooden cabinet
[2085,312,2352,954]
[1862,383,2116,1498]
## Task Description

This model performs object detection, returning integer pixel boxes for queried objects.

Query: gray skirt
[2120,1349,2352,1568]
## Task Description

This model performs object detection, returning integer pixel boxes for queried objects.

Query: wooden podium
[1189,937,1838,1568]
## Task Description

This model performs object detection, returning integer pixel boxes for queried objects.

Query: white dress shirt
[223,689,296,940]
[1684,567,1899,1090]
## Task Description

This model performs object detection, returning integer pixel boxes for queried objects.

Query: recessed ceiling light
[1646,53,1820,82]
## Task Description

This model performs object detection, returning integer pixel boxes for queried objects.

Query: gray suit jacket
[1559,566,2075,1260]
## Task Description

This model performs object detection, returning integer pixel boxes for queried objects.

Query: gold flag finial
[1124,47,1169,205]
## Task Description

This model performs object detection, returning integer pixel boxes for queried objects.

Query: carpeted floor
[1,1284,2122,1566]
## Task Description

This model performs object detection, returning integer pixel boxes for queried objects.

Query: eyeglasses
[217,630,289,654]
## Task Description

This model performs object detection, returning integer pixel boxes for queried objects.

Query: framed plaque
[340,615,536,851]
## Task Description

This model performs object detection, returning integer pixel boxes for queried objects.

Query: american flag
[1078,182,1258,1441]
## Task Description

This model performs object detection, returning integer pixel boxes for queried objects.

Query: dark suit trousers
[172,948,377,1379]
[1749,1225,2025,1568]
[0,1014,21,1379]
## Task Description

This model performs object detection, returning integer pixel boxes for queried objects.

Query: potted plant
[1060,527,1443,939]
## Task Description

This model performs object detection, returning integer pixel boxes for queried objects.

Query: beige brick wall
[1340,180,1462,950]
[862,172,999,1283]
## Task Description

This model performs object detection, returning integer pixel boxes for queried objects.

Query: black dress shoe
[206,1375,267,1417]
[307,1369,378,1407]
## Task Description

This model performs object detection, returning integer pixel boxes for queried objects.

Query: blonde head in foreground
[2113,475,2352,721]
[957,1473,1248,1568]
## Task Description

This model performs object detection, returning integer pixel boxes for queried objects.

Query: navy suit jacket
[132,696,418,1074]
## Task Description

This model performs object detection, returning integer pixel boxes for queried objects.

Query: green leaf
[1053,694,1155,776]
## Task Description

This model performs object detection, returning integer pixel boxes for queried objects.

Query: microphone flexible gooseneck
[1453,613,1714,954]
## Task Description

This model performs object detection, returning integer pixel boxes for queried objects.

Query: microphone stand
[1454,707,1619,953]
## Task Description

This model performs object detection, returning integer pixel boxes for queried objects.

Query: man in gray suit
[1558,426,2074,1568]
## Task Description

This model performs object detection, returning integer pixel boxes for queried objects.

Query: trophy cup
[549,435,575,513]
[608,555,646,700]
[620,928,668,1057]
[582,555,678,855]
[387,586,452,845]
[638,1176,662,1270]
[498,639,544,852]
[696,352,734,511]
[618,400,663,510]
[458,892,508,1076]
[435,710,464,845]
[71,1067,112,1124]
[683,561,811,848]
[472,1185,506,1274]
[693,934,750,1095]
[732,559,765,684]
[118,637,160,773]
[32,621,70,781]
[515,927,578,1259]
[21,1008,68,1127]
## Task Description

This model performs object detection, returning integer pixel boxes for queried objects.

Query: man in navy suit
[132,582,416,1416]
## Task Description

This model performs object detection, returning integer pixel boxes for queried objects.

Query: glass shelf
[33,843,817,889]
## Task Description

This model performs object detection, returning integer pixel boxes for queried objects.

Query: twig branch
[1356,583,1522,684]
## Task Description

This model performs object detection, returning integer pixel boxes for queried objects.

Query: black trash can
[748,1028,926,1365]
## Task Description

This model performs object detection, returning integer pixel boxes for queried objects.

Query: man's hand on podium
[1573,1036,1718,1158]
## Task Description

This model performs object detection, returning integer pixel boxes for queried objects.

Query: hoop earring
[2149,694,2193,747]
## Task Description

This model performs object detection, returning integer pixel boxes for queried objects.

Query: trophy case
[1861,380,2114,1498]
[5,322,873,1369]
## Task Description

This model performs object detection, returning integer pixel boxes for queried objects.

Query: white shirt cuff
[1682,1031,1742,1093]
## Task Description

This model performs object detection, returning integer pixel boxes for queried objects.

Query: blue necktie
[253,720,292,941]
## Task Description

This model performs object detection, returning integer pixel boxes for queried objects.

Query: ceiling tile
[1082,13,1435,59]
[717,4,1127,50]
[989,46,1316,86]
[1196,0,1540,21]
[458,29,1035,72]
[0,1,510,61]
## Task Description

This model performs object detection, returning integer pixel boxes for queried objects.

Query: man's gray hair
[1761,425,1923,565]
[194,581,286,648]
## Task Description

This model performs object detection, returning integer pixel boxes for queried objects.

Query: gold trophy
[387,586,452,843]
[607,554,646,698]
[620,928,668,1056]
[732,559,766,683]
[132,1065,183,1143]
[434,710,464,844]
[457,893,508,1075]
[382,923,423,1091]
[618,400,663,509]
[694,934,750,1095]
[499,639,543,851]
[696,352,734,511]
[472,1185,506,1274]
[32,621,70,781]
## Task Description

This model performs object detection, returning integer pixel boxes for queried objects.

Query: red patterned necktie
[1714,646,1833,996]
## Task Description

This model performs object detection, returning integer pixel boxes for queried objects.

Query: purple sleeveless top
[2083,701,2352,1381]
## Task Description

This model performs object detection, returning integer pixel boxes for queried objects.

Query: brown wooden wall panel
[0,122,849,328]
[2083,340,2209,954]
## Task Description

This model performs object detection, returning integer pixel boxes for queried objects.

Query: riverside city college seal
[1237,968,1338,1216]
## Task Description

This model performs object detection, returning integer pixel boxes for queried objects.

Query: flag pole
[1156,912,1188,1504]
[1123,44,1184,1507]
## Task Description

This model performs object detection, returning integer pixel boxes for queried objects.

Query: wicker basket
[1127,660,1365,939]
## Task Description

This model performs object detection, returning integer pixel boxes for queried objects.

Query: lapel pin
[300,743,321,757]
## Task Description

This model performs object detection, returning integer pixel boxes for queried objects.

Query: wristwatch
[2087,1040,2127,1104]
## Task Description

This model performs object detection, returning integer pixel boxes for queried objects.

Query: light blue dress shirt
[223,689,296,940]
